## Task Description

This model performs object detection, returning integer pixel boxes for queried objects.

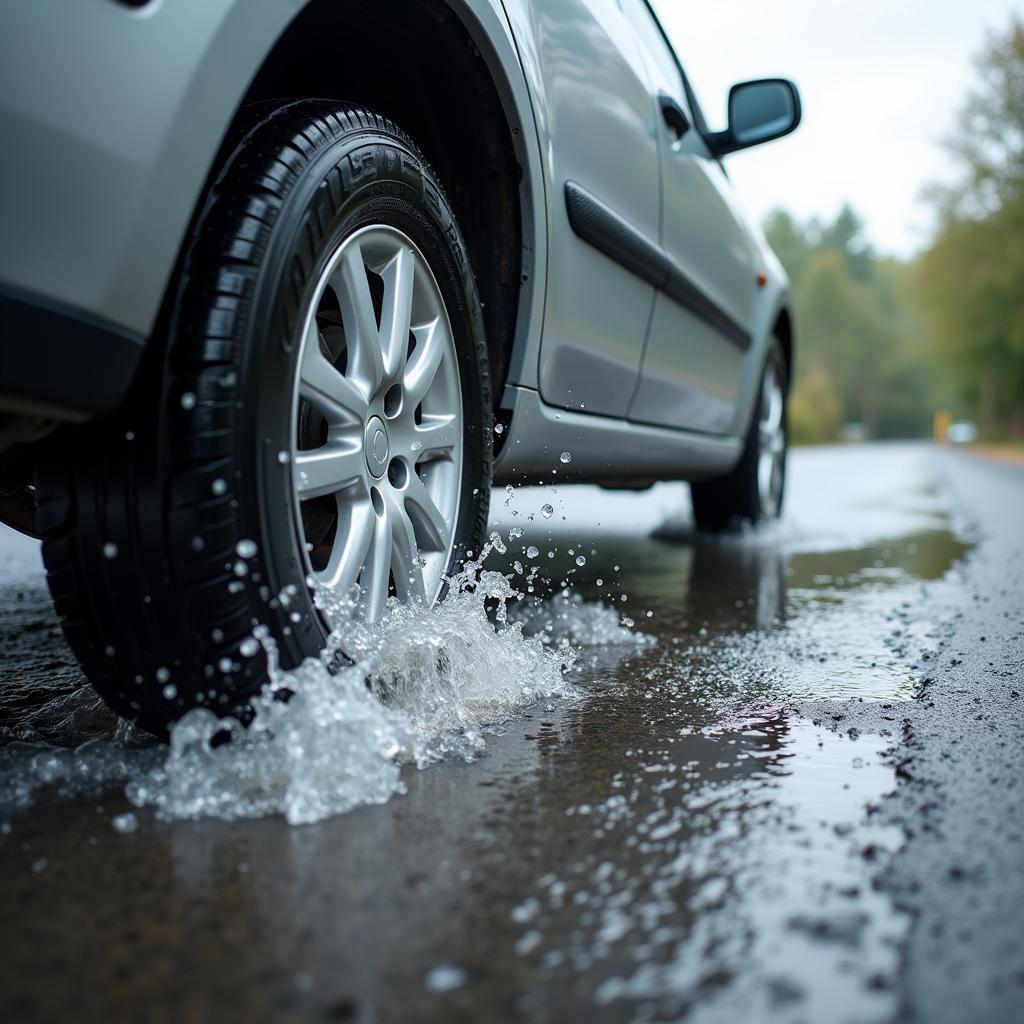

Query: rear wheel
[691,340,787,532]
[36,102,491,735]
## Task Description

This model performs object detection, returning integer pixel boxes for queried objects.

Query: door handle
[658,92,691,143]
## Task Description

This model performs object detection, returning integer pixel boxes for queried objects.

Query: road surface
[0,443,1021,1023]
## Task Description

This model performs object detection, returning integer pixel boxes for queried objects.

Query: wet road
[1,443,1022,1023]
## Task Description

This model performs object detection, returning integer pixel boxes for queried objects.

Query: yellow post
[934,410,951,443]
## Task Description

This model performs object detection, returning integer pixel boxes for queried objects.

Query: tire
[691,339,787,532]
[36,101,492,736]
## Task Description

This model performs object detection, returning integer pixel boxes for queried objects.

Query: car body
[0,0,795,484]
[0,0,800,731]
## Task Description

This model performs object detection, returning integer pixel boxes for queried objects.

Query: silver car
[0,0,800,733]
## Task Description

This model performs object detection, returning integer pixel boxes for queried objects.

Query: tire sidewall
[194,112,490,674]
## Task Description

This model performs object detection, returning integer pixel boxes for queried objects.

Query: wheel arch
[168,0,539,411]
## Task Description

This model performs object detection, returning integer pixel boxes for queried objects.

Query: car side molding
[564,181,751,351]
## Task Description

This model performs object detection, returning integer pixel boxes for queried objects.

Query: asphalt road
[0,443,1021,1024]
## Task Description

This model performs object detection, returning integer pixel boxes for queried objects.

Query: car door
[621,0,759,435]
[505,0,662,418]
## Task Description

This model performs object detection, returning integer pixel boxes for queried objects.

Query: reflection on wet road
[0,444,1001,1022]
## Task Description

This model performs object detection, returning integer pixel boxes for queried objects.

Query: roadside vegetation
[767,15,1023,445]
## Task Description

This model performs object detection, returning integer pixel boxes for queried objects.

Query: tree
[765,208,932,442]
[914,17,1024,437]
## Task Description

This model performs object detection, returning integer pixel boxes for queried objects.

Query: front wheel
[37,102,492,735]
[691,340,787,532]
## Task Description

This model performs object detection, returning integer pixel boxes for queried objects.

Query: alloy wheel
[756,361,785,516]
[290,225,464,618]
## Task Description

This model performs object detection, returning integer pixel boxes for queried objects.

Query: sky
[652,0,1023,258]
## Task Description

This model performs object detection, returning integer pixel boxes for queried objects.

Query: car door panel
[620,0,758,434]
[502,0,661,418]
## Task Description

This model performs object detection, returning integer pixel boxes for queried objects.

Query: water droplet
[236,539,258,559]
[596,578,604,586]
[211,628,224,643]
[494,423,504,434]
[410,441,423,452]
[212,478,227,496]
[526,545,539,559]
[180,392,196,410]
[560,452,571,464]
[125,431,135,441]
[240,637,260,658]
[162,684,178,700]
[576,555,586,566]
[277,450,290,464]
[102,542,118,559]
[425,966,467,994]
[541,504,553,518]
[191,536,205,552]
[156,667,170,683]
[112,813,139,834]
[234,561,248,577]
[218,657,234,673]
[509,527,524,540]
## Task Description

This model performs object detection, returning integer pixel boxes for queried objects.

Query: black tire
[691,339,788,532]
[36,102,492,736]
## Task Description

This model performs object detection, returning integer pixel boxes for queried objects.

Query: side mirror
[707,79,801,158]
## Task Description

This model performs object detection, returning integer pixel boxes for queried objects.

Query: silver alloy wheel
[756,362,785,516]
[290,225,463,618]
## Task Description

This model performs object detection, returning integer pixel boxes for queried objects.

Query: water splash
[513,591,655,648]
[2,553,650,826]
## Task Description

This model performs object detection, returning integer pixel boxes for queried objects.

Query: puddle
[496,715,907,1023]
[0,444,986,1021]
[0,550,649,825]
[1,446,972,824]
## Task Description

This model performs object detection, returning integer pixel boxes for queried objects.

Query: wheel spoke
[404,317,446,406]
[319,495,375,594]
[293,225,464,616]
[388,493,427,603]
[294,443,364,501]
[758,452,773,506]
[334,241,385,394]
[378,246,415,381]
[404,471,449,552]
[362,501,393,621]
[412,415,458,458]
[299,322,368,425]
[761,374,783,434]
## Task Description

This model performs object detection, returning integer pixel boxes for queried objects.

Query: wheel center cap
[364,416,389,478]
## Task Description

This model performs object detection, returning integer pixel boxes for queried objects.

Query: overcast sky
[652,0,1023,258]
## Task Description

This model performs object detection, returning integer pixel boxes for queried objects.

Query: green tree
[914,17,1024,437]
[766,207,933,443]
[763,209,813,283]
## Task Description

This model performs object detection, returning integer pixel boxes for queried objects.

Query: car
[0,0,800,734]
